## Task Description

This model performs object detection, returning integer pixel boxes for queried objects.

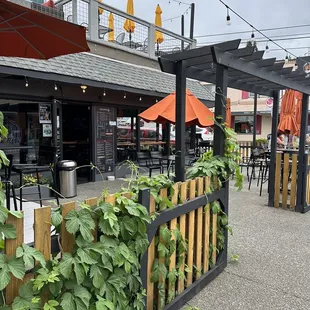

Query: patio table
[122,41,142,49]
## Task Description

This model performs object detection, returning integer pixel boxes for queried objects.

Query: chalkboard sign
[95,107,115,173]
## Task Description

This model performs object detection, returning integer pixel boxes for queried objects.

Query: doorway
[62,104,91,183]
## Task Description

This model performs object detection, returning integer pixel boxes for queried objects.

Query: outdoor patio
[16,176,310,309]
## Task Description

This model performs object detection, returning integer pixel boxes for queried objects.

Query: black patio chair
[248,148,266,190]
[136,151,163,177]
[1,154,18,211]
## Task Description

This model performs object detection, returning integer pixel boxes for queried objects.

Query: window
[234,115,262,134]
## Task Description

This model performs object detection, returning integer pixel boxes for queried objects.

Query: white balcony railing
[55,0,195,58]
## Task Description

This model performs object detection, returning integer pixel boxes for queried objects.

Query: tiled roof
[0,52,214,102]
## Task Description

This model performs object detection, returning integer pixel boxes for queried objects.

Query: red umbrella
[0,0,89,59]
[43,0,55,8]
[139,89,214,127]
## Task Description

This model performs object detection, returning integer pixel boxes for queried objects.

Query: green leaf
[51,211,63,227]
[77,248,97,265]
[8,256,25,280]
[44,300,59,310]
[90,265,106,289]
[16,244,46,269]
[96,297,115,310]
[12,283,40,310]
[0,264,10,290]
[73,286,91,308]
[65,209,95,242]
[0,205,9,224]
[60,292,75,310]
[59,253,74,279]
[0,150,9,166]
[9,210,24,219]
[0,224,16,239]
[99,217,120,237]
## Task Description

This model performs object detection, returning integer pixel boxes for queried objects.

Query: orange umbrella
[138,89,214,127]
[226,98,231,128]
[294,91,303,136]
[278,89,298,134]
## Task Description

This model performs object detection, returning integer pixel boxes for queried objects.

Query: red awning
[0,0,89,59]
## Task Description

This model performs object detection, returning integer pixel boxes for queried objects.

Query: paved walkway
[184,181,310,310]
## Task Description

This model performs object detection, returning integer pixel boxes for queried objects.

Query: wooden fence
[4,177,228,309]
[273,153,298,210]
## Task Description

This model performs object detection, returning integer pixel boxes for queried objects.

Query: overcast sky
[102,0,310,59]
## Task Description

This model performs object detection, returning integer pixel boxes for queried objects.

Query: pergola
[159,39,310,213]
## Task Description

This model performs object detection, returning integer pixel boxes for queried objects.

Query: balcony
[54,0,195,59]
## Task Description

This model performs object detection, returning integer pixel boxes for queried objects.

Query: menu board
[95,107,115,173]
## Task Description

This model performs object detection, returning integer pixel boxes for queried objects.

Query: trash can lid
[57,160,77,169]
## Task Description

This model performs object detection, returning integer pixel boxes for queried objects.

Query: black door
[62,104,91,183]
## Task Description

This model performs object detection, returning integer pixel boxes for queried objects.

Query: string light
[54,83,58,91]
[265,41,269,53]
[226,6,231,26]
[285,52,289,63]
[25,77,28,87]
[80,85,87,93]
[218,0,308,65]
[124,92,126,99]
[103,89,106,96]
[139,96,142,101]
[163,5,191,22]
[155,99,158,103]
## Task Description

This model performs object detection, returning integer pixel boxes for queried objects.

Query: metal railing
[56,0,195,58]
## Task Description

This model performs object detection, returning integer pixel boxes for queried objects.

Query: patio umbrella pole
[175,60,186,182]
[253,93,257,149]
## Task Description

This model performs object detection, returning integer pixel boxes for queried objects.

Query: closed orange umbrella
[139,89,214,127]
[108,12,114,42]
[155,4,164,44]
[294,91,303,136]
[226,98,231,128]
[278,89,298,134]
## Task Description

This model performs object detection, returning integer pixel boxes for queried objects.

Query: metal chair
[136,151,162,177]
[109,33,125,45]
[1,154,18,211]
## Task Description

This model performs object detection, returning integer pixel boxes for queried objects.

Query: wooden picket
[274,153,298,210]
[5,177,221,309]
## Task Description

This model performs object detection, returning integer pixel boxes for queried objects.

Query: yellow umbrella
[123,0,135,43]
[98,0,103,15]
[155,4,164,44]
[108,12,114,41]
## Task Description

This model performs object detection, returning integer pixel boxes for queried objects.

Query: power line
[218,0,308,63]
[169,0,192,5]
[163,5,191,22]
[194,23,310,38]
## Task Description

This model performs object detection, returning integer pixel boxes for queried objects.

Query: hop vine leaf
[95,296,115,310]
[43,300,59,310]
[16,243,46,269]
[65,209,95,242]
[12,283,40,310]
[59,253,85,285]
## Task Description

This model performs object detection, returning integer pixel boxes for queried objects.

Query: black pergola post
[268,91,280,207]
[131,116,134,143]
[175,60,187,182]
[253,93,258,148]
[135,113,141,152]
[190,125,196,149]
[213,65,228,157]
[296,93,309,213]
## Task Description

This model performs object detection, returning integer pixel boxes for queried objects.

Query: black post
[268,91,280,207]
[166,123,171,155]
[190,125,196,149]
[189,3,195,39]
[156,123,159,142]
[131,116,134,143]
[181,15,184,51]
[296,93,309,213]
[213,65,228,157]
[175,60,187,181]
[138,189,151,303]
[253,93,258,149]
[135,114,141,152]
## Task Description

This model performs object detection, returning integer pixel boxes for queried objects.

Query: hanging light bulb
[139,96,142,101]
[54,83,58,91]
[265,42,269,53]
[156,99,158,103]
[124,92,127,99]
[103,89,106,96]
[251,29,255,39]
[285,53,289,63]
[80,85,87,93]
[25,77,28,87]
[226,7,231,26]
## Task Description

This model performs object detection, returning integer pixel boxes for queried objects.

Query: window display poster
[39,104,51,123]
[42,124,52,137]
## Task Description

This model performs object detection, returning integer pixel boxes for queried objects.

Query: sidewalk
[184,182,310,310]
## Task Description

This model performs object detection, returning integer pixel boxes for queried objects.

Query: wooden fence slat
[290,154,298,210]
[147,195,156,310]
[158,188,168,309]
[5,213,24,304]
[167,183,180,303]
[177,182,187,294]
[85,197,99,241]
[282,154,290,209]
[34,207,51,260]
[203,177,211,273]
[211,212,217,265]
[274,153,281,208]
[105,194,116,205]
[61,202,76,253]
[195,178,203,280]
[186,180,196,287]
[307,155,310,206]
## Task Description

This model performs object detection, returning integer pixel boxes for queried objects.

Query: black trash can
[57,160,77,198]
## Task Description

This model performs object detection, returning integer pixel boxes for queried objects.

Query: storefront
[0,52,213,182]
